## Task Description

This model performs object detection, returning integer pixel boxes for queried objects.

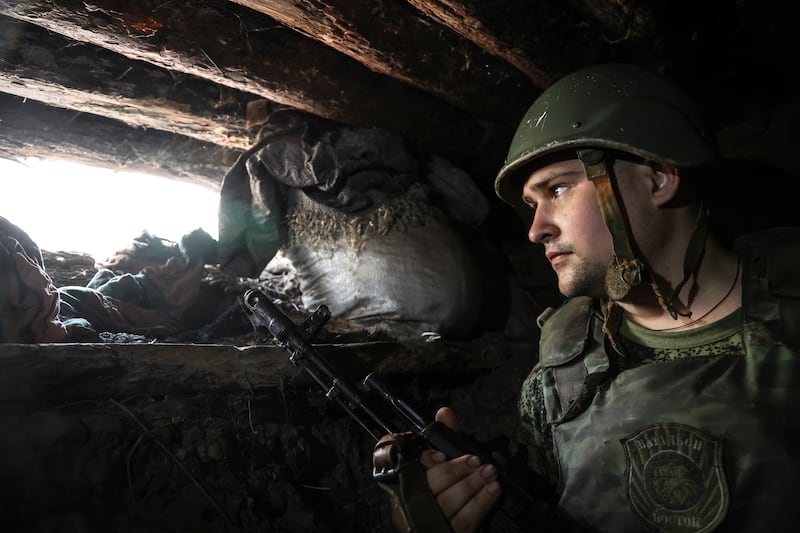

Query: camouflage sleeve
[513,363,559,488]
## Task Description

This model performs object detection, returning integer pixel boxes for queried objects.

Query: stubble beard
[556,256,608,299]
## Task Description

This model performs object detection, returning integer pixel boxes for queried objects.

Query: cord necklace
[653,258,740,332]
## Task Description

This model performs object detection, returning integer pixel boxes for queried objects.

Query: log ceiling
[0,0,797,191]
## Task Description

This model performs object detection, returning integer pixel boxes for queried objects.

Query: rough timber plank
[0,94,238,189]
[0,1,500,166]
[0,339,515,406]
[405,0,565,87]
[0,17,256,149]
[231,0,535,124]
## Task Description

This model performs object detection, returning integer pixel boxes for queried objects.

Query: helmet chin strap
[576,149,705,321]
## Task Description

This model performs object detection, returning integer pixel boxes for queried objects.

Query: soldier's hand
[420,407,502,533]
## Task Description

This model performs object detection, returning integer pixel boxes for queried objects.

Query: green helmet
[494,63,719,206]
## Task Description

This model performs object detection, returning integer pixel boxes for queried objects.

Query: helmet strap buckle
[605,257,643,301]
[577,148,644,301]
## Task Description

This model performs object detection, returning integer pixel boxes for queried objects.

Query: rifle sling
[374,433,453,533]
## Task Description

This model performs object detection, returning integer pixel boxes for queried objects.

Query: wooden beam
[0,343,298,404]
[231,0,534,124]
[0,339,517,404]
[0,94,239,189]
[0,0,501,166]
[0,17,256,150]
[405,0,565,88]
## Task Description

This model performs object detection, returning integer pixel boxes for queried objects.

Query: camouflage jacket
[525,228,800,532]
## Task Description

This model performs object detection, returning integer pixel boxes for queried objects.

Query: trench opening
[0,156,219,261]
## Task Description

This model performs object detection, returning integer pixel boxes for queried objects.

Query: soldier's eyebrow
[524,168,583,194]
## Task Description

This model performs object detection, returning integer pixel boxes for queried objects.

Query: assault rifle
[242,288,563,533]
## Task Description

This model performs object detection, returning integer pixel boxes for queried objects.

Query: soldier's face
[521,158,612,298]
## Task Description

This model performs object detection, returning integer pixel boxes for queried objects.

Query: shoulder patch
[622,423,729,532]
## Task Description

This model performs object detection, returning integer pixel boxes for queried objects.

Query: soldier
[389,63,800,532]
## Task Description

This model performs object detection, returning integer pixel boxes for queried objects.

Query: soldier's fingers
[433,461,497,514]
[450,478,503,533]
[419,448,447,469]
[426,454,483,495]
[434,406,460,431]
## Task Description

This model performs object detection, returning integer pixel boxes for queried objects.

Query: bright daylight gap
[0,156,219,262]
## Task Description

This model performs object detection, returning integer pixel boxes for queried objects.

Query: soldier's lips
[545,251,570,267]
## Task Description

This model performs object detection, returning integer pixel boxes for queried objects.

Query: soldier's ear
[651,165,680,206]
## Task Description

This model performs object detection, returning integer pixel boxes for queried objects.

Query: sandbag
[285,191,483,339]
[217,110,489,338]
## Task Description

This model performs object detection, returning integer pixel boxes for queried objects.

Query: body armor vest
[537,229,800,532]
